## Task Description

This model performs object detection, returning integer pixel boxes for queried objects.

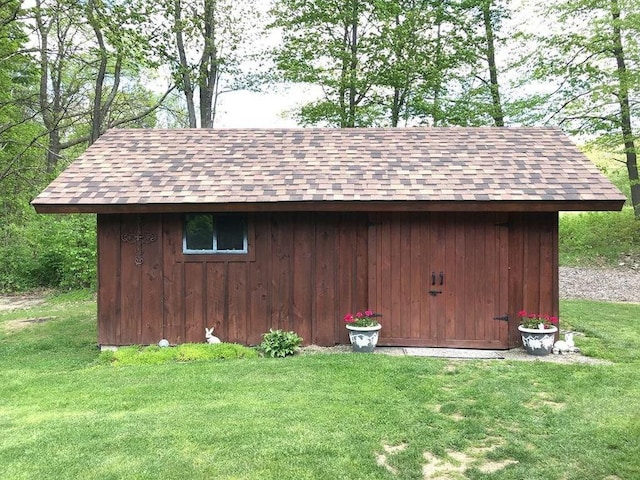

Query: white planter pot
[346,324,382,353]
[518,325,558,356]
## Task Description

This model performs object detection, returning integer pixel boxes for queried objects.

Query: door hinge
[493,315,509,322]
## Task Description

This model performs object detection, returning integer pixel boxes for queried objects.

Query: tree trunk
[483,0,505,127]
[347,0,358,128]
[610,0,639,216]
[199,0,219,128]
[35,0,58,172]
[174,0,197,128]
[87,0,107,145]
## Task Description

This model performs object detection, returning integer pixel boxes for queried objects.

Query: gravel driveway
[560,266,640,303]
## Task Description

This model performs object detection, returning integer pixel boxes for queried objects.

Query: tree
[270,0,383,127]
[28,0,173,171]
[270,0,513,128]
[522,0,639,215]
[160,0,264,128]
[0,0,42,220]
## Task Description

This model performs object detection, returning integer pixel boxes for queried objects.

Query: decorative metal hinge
[121,215,157,265]
[493,315,509,322]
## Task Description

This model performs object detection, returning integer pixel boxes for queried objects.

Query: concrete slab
[402,348,504,359]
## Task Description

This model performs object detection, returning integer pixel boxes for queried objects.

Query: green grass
[1,293,639,479]
[558,149,640,267]
[559,208,640,266]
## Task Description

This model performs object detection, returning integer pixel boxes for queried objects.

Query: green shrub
[0,213,96,292]
[259,329,303,358]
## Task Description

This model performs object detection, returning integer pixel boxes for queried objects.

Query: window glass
[215,216,246,251]
[185,214,214,250]
[184,214,247,254]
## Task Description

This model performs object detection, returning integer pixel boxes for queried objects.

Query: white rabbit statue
[205,327,221,344]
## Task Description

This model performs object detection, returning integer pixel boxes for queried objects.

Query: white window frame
[183,214,248,255]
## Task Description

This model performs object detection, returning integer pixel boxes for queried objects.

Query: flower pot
[346,324,382,353]
[518,325,558,356]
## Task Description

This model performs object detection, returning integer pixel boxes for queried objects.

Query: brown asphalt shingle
[32,127,626,212]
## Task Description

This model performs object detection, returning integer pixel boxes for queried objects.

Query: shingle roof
[32,127,626,213]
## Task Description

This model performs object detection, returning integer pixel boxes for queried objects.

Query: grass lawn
[1,292,639,479]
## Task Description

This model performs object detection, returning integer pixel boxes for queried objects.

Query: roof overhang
[32,198,627,215]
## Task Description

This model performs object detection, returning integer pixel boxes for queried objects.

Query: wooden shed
[32,127,625,349]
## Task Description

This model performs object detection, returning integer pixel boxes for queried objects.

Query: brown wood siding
[96,211,559,348]
[369,213,510,348]
[507,212,559,345]
[98,212,368,346]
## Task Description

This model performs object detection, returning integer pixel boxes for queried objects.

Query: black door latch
[429,290,443,296]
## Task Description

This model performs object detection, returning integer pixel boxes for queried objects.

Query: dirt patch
[422,441,517,479]
[0,293,48,312]
[5,317,56,332]
[376,443,408,475]
[376,439,518,478]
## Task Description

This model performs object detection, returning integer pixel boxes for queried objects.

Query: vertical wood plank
[335,214,354,344]
[525,215,542,314]
[140,214,163,344]
[497,214,510,345]
[119,215,142,344]
[367,213,380,316]
[184,262,205,342]
[162,214,185,344]
[449,213,465,344]
[248,214,270,345]
[270,214,293,331]
[206,262,226,341]
[399,214,412,339]
[292,212,314,344]
[313,214,336,345]
[378,215,392,338]
[508,213,525,346]
[355,216,369,312]
[421,213,434,341]
[97,214,120,346]
[409,215,422,339]
[432,213,448,345]
[389,216,402,338]
[551,212,560,325]
[227,262,248,343]
[539,213,558,321]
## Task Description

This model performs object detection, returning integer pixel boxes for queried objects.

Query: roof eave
[31,199,627,215]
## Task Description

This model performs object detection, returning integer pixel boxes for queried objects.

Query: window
[183,214,248,254]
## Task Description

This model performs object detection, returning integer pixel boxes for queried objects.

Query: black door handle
[431,272,436,286]
[439,272,444,285]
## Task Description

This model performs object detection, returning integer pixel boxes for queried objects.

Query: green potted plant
[517,310,559,356]
[344,310,382,353]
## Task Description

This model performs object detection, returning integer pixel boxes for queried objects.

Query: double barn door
[368,212,510,349]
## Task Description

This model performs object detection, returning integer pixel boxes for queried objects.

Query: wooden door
[368,212,509,348]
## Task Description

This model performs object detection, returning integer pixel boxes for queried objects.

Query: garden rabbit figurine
[205,327,221,344]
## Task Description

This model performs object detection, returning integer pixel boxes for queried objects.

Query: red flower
[549,316,558,324]
[356,312,364,318]
[518,310,527,317]
[365,310,373,317]
[344,314,354,323]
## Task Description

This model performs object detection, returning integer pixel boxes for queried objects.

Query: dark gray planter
[346,324,382,353]
[518,325,558,356]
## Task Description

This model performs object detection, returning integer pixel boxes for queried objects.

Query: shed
[32,127,625,349]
